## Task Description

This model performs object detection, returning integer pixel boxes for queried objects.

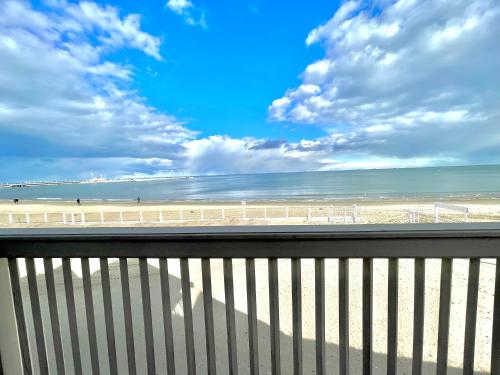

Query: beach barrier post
[264,207,267,220]
[139,210,143,223]
[434,206,439,223]
[44,213,48,223]
[100,211,104,224]
[285,206,289,218]
[81,212,86,225]
[159,210,163,223]
[201,208,204,221]
[328,206,333,222]
[8,213,12,224]
[71,213,75,225]
[180,209,184,222]
[120,211,124,224]
[25,213,30,225]
[353,205,358,223]
[62,213,66,224]
[307,207,311,223]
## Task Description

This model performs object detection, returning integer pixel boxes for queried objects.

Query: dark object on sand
[13,198,19,204]
[137,196,141,204]
[77,198,81,205]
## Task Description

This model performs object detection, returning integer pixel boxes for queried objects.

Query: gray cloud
[248,139,286,150]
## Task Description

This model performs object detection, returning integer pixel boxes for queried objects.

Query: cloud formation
[166,0,207,28]
[0,0,196,179]
[269,0,500,163]
[2,0,500,181]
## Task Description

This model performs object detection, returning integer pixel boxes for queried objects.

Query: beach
[1,198,500,227]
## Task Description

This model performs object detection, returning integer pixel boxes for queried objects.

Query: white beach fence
[1,205,359,226]
[408,202,469,223]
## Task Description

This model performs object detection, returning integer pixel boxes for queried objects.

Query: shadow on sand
[18,260,485,375]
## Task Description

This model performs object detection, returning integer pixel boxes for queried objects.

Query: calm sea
[1,165,500,202]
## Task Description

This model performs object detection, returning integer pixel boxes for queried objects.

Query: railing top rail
[1,224,500,258]
[434,202,469,213]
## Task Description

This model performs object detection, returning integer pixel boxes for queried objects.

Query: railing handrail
[2,223,500,258]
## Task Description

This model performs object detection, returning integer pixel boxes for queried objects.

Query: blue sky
[93,0,336,141]
[1,0,500,181]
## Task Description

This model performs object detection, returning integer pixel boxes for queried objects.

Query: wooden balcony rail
[0,224,500,375]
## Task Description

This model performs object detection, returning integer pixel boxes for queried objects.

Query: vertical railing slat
[412,259,425,375]
[362,258,373,375]
[315,258,325,375]
[246,258,259,375]
[100,258,118,375]
[8,259,32,375]
[436,259,453,375]
[139,258,156,375]
[269,258,281,375]
[62,258,83,375]
[387,258,398,375]
[339,258,349,375]
[291,258,302,375]
[224,258,238,375]
[160,258,176,375]
[81,258,100,375]
[120,259,137,375]
[490,259,500,375]
[43,258,66,375]
[463,258,480,375]
[26,258,49,375]
[201,258,217,375]
[180,258,196,375]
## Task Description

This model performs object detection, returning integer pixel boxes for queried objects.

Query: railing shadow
[17,259,487,375]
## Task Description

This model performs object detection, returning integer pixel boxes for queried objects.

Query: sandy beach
[1,198,500,227]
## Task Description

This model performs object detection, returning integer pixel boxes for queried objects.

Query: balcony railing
[0,224,500,375]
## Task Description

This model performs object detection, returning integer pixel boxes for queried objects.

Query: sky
[0,0,499,181]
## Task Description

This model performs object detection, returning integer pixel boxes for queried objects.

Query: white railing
[0,205,358,226]
[434,202,469,223]
[408,203,470,224]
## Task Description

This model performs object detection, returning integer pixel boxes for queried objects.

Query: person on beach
[76,198,81,205]
[13,198,19,204]
[137,196,141,204]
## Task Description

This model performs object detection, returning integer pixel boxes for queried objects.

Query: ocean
[1,165,500,202]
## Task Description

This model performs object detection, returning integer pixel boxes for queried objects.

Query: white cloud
[269,0,500,163]
[0,0,194,176]
[166,0,207,28]
[167,0,193,14]
[3,0,500,181]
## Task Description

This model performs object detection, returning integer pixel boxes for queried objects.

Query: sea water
[1,165,500,202]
